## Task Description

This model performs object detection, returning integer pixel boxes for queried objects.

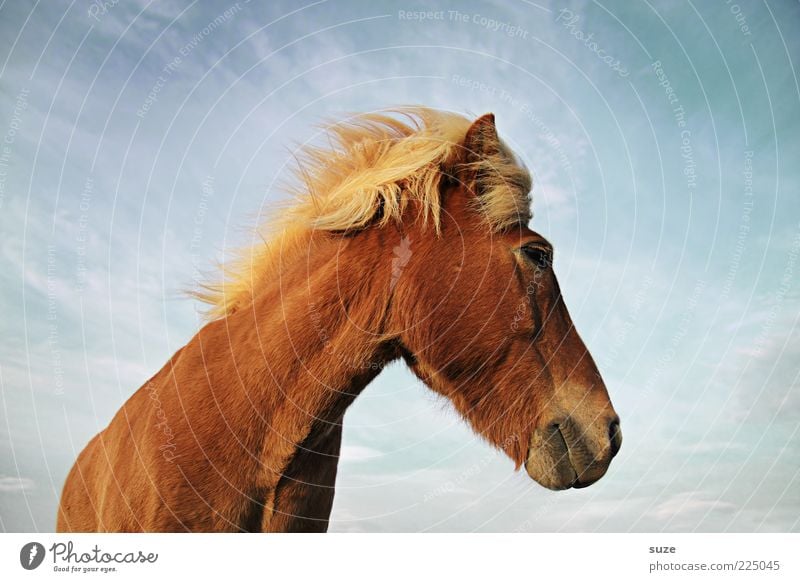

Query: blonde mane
[195,107,532,319]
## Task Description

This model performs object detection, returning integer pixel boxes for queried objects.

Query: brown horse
[57,108,621,532]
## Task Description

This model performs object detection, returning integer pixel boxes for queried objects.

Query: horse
[57,107,621,532]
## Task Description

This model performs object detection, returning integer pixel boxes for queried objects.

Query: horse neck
[244,227,400,480]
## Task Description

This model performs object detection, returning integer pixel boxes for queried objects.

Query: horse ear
[455,113,502,196]
[461,113,500,161]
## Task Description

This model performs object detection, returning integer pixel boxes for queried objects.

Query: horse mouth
[523,419,621,490]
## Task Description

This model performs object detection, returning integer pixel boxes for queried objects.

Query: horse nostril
[608,419,622,457]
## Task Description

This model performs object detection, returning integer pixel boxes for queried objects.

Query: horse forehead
[484,226,553,248]
[516,227,551,246]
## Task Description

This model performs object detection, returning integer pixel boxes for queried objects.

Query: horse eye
[521,245,551,269]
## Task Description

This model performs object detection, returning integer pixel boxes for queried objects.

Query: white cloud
[650,491,737,523]
[340,445,382,463]
[0,476,35,492]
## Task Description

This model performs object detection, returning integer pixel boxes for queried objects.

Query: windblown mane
[195,107,532,319]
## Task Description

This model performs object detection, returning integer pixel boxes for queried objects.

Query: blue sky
[1,0,798,532]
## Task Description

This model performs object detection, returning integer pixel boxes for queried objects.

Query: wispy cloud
[1,0,799,532]
[0,476,35,492]
[650,491,737,524]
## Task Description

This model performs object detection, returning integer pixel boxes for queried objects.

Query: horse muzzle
[524,416,622,490]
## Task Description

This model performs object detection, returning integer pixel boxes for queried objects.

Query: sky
[0,0,798,532]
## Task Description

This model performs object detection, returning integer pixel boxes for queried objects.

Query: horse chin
[524,424,578,490]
